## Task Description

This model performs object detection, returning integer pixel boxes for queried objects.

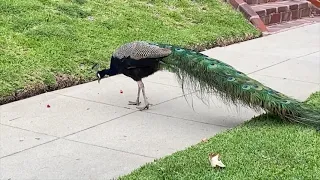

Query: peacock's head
[93,60,118,83]
[96,69,110,83]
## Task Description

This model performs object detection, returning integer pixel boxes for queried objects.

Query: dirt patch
[0,73,93,106]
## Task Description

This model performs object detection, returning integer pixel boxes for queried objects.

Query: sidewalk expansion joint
[0,138,59,159]
[51,93,134,110]
[63,139,156,159]
[62,111,137,139]
[144,111,236,129]
[0,123,59,138]
[248,50,320,75]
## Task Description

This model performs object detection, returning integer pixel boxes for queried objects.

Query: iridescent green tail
[151,42,320,128]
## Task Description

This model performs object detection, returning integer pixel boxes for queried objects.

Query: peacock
[95,41,320,127]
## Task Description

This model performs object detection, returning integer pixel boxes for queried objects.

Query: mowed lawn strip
[0,0,260,99]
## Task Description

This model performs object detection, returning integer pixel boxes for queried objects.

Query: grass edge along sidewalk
[119,91,320,180]
[0,0,261,105]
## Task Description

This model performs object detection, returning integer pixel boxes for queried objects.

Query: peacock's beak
[97,73,101,84]
[92,63,101,83]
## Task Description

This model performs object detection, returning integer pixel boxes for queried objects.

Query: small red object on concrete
[120,90,123,94]
[47,104,51,108]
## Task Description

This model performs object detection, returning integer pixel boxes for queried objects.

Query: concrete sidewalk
[1,24,319,180]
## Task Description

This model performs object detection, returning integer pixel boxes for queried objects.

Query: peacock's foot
[128,100,141,106]
[136,103,151,111]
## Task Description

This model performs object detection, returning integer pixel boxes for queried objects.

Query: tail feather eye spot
[227,77,236,81]
[251,84,263,90]
[208,64,218,69]
[205,57,218,63]
[236,71,244,76]
[282,100,291,104]
[242,84,250,90]
[274,91,281,94]
[278,93,287,98]
[175,48,184,52]
[267,90,274,95]
[202,60,212,65]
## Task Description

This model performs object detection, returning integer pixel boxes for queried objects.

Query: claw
[136,104,150,111]
[128,101,141,105]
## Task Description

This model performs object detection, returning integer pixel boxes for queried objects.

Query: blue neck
[99,61,118,78]
[108,62,118,76]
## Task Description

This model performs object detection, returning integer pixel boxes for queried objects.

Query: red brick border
[308,0,320,8]
[226,0,269,33]
[251,1,313,25]
[308,0,320,15]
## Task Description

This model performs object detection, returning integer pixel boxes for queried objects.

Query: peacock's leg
[136,80,151,111]
[128,82,141,105]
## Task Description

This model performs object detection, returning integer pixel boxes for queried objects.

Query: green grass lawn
[120,91,320,179]
[0,0,260,101]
